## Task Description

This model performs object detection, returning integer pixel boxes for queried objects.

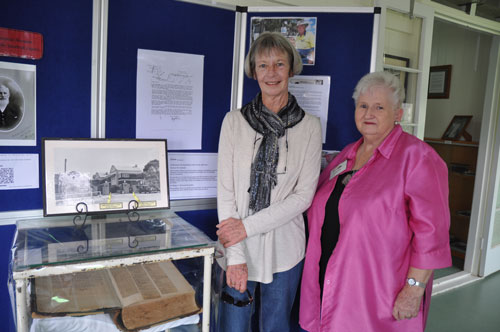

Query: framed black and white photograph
[0,61,36,146]
[42,138,169,216]
[442,115,472,141]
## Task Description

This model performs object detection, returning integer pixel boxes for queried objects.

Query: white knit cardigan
[216,109,322,283]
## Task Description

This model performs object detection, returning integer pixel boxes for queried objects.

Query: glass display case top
[12,210,214,271]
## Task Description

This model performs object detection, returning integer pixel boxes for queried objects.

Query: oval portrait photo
[0,76,24,131]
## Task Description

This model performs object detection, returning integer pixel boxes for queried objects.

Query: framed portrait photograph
[42,138,169,216]
[442,115,472,141]
[428,65,452,99]
[0,61,36,146]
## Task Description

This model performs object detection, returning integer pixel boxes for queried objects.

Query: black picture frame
[442,115,472,141]
[428,65,452,99]
[42,138,169,216]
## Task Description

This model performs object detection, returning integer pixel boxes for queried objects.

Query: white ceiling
[433,0,500,21]
[206,0,500,22]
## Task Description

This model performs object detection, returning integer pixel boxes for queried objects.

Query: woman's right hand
[226,263,248,293]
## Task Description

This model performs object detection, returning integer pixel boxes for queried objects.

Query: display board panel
[0,0,93,212]
[243,10,375,150]
[105,0,235,153]
[0,3,376,210]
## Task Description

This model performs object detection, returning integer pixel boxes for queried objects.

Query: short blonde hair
[352,71,405,110]
[244,32,302,78]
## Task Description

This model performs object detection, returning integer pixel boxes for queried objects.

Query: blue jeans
[217,260,303,332]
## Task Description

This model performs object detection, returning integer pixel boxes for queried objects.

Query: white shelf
[383,64,422,74]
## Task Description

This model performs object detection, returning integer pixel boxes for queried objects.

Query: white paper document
[429,71,446,94]
[288,75,331,143]
[16,248,42,266]
[168,153,217,200]
[0,153,38,190]
[136,49,204,150]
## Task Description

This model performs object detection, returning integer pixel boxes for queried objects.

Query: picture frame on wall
[442,115,472,141]
[383,54,410,102]
[42,138,169,216]
[0,61,37,146]
[428,65,452,99]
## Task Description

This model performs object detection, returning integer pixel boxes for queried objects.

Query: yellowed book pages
[34,269,121,314]
[33,261,200,330]
[116,261,200,330]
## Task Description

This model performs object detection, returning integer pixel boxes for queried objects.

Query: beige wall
[425,19,492,141]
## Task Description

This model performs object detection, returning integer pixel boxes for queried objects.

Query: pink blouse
[300,126,451,332]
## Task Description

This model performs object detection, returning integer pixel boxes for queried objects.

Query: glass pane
[12,211,214,271]
[494,168,500,247]
[383,9,422,70]
[382,70,417,135]
[494,210,500,247]
[383,9,422,138]
[496,188,500,208]
[30,257,205,331]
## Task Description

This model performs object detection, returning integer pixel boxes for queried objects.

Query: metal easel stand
[127,200,140,248]
[73,202,89,253]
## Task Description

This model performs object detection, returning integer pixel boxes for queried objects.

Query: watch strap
[407,278,426,289]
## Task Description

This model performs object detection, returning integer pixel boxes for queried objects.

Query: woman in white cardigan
[216,32,322,331]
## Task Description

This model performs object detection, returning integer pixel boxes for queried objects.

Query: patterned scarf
[241,93,305,213]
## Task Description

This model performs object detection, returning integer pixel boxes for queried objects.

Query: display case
[426,138,479,260]
[10,210,215,332]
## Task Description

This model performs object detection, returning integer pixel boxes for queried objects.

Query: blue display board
[105,0,235,153]
[0,0,93,212]
[176,209,218,241]
[0,3,376,210]
[0,5,377,331]
[244,11,375,150]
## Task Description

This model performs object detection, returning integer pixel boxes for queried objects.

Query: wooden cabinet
[425,138,478,259]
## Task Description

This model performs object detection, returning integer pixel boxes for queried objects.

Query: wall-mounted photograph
[0,61,36,146]
[42,139,169,216]
[428,64,452,99]
[251,17,317,65]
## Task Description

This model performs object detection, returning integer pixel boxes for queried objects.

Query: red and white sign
[0,27,43,60]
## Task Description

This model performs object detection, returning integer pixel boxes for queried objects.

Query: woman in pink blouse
[299,71,451,332]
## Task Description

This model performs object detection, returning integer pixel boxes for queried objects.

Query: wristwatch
[407,278,426,289]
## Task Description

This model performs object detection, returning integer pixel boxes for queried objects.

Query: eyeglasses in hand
[221,289,254,307]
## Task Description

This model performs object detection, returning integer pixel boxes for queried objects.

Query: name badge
[330,160,347,180]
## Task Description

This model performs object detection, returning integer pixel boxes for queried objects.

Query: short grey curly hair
[244,32,302,79]
[352,71,405,110]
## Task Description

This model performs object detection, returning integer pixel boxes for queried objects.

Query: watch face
[407,278,416,286]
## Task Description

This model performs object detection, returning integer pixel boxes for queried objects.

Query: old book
[32,260,201,330]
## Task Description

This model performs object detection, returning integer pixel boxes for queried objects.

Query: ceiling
[206,0,500,22]
[432,0,500,21]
